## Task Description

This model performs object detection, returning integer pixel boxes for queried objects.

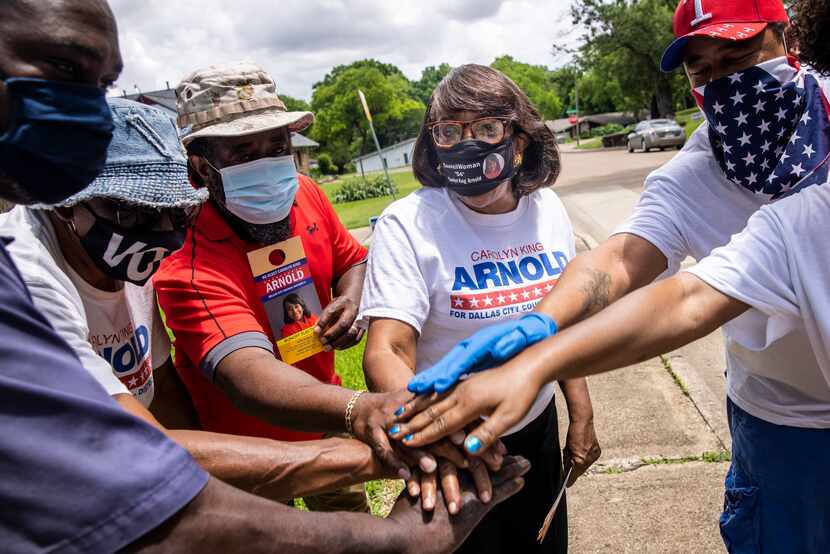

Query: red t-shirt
[155,175,367,442]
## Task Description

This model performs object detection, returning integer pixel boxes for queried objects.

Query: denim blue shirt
[0,238,208,553]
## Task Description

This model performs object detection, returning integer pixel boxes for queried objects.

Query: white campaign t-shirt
[0,207,170,407]
[687,182,830,426]
[359,187,576,435]
[615,109,830,428]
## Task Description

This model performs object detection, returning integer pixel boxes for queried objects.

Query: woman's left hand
[563,417,601,486]
[316,296,364,351]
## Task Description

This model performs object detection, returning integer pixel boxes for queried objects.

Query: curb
[561,145,629,154]
[663,355,732,452]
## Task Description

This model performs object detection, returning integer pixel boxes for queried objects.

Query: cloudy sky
[109,0,578,100]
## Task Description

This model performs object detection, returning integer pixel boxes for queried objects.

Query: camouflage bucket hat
[175,61,314,146]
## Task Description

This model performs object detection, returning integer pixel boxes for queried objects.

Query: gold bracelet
[345,390,364,435]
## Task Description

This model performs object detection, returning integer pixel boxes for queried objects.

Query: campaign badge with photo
[247,236,325,365]
[483,152,505,180]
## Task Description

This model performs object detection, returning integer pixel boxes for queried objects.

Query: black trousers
[456,398,568,554]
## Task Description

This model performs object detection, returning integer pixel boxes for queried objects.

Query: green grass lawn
[674,107,705,139]
[575,137,604,150]
[321,171,421,230]
[334,336,405,516]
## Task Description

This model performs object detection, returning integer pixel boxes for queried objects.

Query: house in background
[122,86,319,174]
[289,133,320,174]
[548,111,638,140]
[351,137,417,173]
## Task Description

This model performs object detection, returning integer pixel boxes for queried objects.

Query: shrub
[333,175,398,203]
[317,153,338,175]
[590,123,624,137]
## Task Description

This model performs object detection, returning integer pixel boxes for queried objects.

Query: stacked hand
[394,430,507,515]
[392,361,600,485]
[388,455,530,554]
[350,390,506,513]
[355,312,600,509]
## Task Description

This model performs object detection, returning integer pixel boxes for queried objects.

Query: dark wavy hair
[282,293,311,322]
[412,64,561,197]
[791,0,830,75]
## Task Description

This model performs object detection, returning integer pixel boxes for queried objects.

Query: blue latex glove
[407,313,558,395]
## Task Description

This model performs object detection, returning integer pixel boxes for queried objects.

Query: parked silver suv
[627,119,685,152]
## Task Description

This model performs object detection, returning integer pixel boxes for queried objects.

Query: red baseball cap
[660,0,789,72]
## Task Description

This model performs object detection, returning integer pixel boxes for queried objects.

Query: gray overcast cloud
[109,0,575,100]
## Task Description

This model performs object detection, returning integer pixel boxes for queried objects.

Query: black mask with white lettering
[78,217,186,285]
[436,138,516,197]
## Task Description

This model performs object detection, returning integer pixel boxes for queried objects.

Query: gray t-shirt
[0,239,208,552]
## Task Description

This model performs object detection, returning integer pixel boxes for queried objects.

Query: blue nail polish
[465,436,482,453]
[389,425,401,435]
[394,406,405,416]
[403,434,414,442]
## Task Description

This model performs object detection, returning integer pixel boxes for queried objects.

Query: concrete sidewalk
[559,148,729,553]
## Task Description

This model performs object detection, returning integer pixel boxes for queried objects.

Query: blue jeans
[722,398,830,553]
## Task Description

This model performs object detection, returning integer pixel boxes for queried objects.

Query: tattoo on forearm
[579,268,612,317]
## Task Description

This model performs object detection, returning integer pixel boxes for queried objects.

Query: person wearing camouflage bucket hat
[156,61,406,514]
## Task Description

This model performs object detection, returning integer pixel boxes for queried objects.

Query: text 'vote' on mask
[77,215,186,286]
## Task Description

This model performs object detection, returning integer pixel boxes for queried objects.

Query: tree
[412,63,453,104]
[312,59,406,90]
[490,56,563,120]
[278,94,311,113]
[574,69,625,114]
[310,60,425,170]
[550,66,580,117]
[569,0,691,118]
[316,152,338,175]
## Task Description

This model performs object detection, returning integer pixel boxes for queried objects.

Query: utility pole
[575,83,580,147]
[357,90,395,198]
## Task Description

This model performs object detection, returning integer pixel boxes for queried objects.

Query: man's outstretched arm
[120,392,392,501]
[534,233,668,327]
[129,457,531,554]
[407,233,669,395]
[393,272,748,451]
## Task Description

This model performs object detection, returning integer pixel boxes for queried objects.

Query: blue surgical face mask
[0,76,114,205]
[212,155,299,225]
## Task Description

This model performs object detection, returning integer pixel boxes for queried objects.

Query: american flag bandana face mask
[694,56,830,199]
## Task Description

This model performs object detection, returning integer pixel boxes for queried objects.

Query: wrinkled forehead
[1,0,121,71]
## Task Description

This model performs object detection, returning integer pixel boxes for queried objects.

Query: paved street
[557,145,729,553]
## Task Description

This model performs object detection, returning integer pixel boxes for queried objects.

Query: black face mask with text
[78,217,186,285]
[436,138,516,197]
